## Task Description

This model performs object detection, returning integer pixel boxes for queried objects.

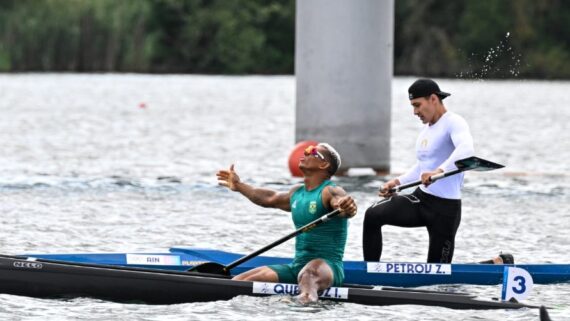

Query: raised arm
[322,186,357,218]
[216,164,293,211]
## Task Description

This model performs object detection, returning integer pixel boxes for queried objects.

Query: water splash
[456,32,522,79]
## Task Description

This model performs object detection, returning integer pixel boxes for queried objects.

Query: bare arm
[216,164,294,211]
[234,182,293,211]
[322,186,357,218]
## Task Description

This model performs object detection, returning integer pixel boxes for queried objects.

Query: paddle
[389,156,504,193]
[188,208,342,275]
[540,306,552,321]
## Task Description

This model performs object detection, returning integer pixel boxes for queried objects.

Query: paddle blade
[540,306,552,321]
[455,156,504,172]
[187,262,230,276]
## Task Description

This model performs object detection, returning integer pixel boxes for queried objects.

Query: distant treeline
[0,0,568,78]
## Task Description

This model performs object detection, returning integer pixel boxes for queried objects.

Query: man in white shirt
[362,79,474,263]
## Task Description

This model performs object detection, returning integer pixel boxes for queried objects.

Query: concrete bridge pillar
[295,0,394,173]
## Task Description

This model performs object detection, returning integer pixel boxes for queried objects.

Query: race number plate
[501,267,533,301]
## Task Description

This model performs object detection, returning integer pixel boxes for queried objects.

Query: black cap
[408,79,451,100]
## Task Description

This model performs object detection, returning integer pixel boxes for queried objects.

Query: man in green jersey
[216,143,357,304]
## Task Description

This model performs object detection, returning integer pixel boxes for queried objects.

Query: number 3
[512,275,527,294]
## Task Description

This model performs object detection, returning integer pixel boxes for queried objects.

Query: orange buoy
[288,140,318,177]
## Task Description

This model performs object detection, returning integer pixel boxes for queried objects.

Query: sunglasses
[304,145,326,161]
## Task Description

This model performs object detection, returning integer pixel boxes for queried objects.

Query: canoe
[0,254,539,309]
[26,247,570,287]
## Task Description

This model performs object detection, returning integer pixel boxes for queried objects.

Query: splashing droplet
[455,31,522,80]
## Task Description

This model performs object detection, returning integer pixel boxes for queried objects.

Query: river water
[0,74,568,320]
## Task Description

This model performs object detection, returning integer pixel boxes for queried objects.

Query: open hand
[216,164,241,191]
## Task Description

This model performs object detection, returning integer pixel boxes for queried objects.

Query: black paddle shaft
[225,208,341,271]
[189,208,342,275]
[389,156,504,193]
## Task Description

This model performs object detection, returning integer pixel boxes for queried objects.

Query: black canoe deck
[0,255,538,309]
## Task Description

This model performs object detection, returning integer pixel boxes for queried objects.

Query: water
[456,32,523,79]
[0,74,568,320]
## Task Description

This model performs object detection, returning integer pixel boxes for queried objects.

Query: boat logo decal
[257,283,271,294]
[13,261,43,269]
[367,262,452,275]
[308,201,317,214]
[253,282,348,299]
[125,254,181,266]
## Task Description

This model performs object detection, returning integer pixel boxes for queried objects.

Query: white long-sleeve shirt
[397,111,474,199]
